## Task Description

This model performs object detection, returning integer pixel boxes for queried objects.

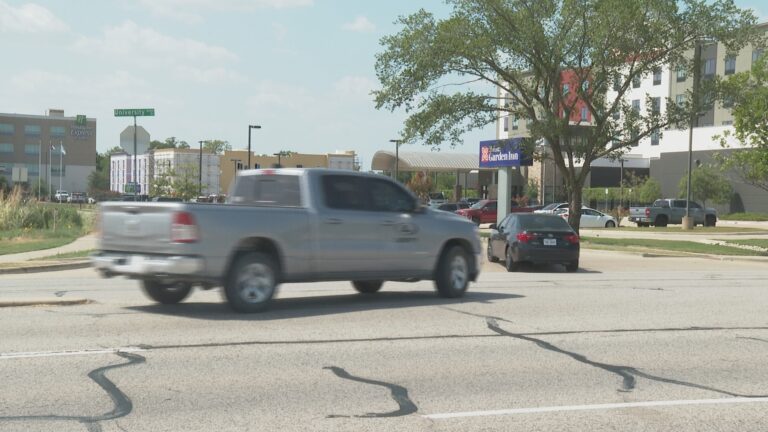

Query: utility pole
[248,125,261,169]
[389,139,403,181]
[199,140,204,197]
[684,40,703,230]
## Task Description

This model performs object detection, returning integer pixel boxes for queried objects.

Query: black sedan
[487,213,580,272]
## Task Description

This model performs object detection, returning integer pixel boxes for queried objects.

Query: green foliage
[203,140,232,155]
[374,0,758,232]
[524,178,539,203]
[678,166,733,207]
[637,177,662,204]
[150,137,190,150]
[716,55,768,191]
[719,212,768,221]
[0,175,8,193]
[0,188,82,231]
[149,163,201,201]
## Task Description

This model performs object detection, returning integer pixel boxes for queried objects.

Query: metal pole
[133,116,137,198]
[247,126,251,169]
[48,139,52,200]
[199,140,203,196]
[389,139,402,181]
[59,142,63,198]
[38,139,41,199]
[685,41,702,228]
[619,158,624,210]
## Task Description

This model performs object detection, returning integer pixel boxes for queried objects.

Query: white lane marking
[0,347,146,360]
[424,397,768,419]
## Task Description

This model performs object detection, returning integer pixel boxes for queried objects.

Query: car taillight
[171,211,198,243]
[645,208,650,217]
[516,232,536,243]
[564,234,580,244]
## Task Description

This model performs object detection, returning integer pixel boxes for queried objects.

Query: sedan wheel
[605,220,616,228]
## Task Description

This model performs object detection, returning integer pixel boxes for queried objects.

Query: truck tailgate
[99,202,182,254]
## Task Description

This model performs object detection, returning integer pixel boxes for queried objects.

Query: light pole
[273,151,288,168]
[389,139,403,181]
[230,158,241,185]
[248,125,261,169]
[619,157,625,210]
[684,40,703,230]
[198,140,204,197]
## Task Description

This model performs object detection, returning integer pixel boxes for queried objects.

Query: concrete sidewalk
[0,234,97,264]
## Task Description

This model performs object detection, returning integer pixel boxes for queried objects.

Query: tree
[374,0,757,232]
[405,171,434,202]
[203,140,232,155]
[524,178,539,204]
[678,166,733,207]
[88,146,124,197]
[716,55,768,191]
[637,177,662,205]
[150,137,190,150]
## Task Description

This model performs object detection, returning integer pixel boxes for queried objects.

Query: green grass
[719,212,768,222]
[33,249,95,261]
[715,239,768,249]
[0,228,83,256]
[581,236,768,256]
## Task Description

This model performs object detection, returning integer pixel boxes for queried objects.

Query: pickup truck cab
[629,199,717,227]
[91,169,482,312]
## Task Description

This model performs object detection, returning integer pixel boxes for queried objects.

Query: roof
[371,151,485,172]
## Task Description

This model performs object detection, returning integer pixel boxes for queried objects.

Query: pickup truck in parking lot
[91,169,482,312]
[629,199,717,227]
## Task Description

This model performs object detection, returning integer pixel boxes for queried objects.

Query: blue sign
[479,138,532,168]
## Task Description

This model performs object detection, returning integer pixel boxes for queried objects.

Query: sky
[1,0,766,171]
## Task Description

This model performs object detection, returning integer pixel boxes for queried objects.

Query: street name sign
[114,108,155,117]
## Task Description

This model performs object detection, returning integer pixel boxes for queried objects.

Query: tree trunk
[567,180,585,234]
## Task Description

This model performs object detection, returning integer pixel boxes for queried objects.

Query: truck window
[322,175,369,211]
[368,179,416,213]
[231,175,301,207]
[672,200,687,208]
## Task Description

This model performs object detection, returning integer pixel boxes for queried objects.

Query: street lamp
[198,140,204,197]
[389,139,403,181]
[248,125,261,169]
[273,151,289,168]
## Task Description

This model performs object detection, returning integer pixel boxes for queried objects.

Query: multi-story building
[0,109,96,194]
[110,148,220,196]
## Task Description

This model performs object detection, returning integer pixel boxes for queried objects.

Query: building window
[503,116,509,132]
[26,164,40,176]
[512,116,519,130]
[612,74,622,91]
[562,83,570,95]
[632,99,640,114]
[0,123,14,135]
[653,68,662,85]
[703,58,715,77]
[296,164,303,168]
[651,129,660,146]
[254,163,260,169]
[580,107,588,121]
[24,125,41,137]
[676,65,687,82]
[651,97,661,115]
[0,143,13,154]
[25,144,40,155]
[676,94,685,107]
[632,75,641,88]
[631,131,639,147]
[753,49,764,64]
[50,126,66,137]
[723,95,734,108]
[724,56,736,75]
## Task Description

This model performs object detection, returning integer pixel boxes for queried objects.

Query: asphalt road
[1,250,767,432]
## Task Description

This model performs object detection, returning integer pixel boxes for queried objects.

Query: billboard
[479,138,533,168]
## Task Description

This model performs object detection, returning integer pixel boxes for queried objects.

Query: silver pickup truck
[628,199,717,227]
[91,169,482,312]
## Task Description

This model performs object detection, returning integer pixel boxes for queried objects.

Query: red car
[456,199,539,225]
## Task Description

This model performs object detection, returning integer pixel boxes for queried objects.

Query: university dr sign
[479,138,533,168]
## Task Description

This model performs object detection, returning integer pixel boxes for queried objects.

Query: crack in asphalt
[738,336,768,345]
[485,317,768,398]
[0,351,145,430]
[323,366,417,418]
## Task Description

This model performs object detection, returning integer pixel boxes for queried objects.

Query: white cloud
[10,70,74,92]
[333,76,377,99]
[0,1,68,33]
[73,21,237,65]
[174,66,246,84]
[247,81,315,116]
[136,0,313,24]
[272,22,288,42]
[342,16,376,33]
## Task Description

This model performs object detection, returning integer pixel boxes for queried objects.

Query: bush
[720,212,768,221]
[0,187,83,231]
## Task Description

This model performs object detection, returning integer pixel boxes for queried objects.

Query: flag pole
[59,141,63,199]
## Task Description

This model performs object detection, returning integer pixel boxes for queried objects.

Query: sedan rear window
[518,215,573,231]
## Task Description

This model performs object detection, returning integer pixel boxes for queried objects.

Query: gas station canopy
[371,151,486,173]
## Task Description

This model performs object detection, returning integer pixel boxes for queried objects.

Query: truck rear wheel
[142,280,192,304]
[654,216,668,227]
[352,280,383,294]
[225,252,278,313]
[705,215,717,227]
[435,245,470,298]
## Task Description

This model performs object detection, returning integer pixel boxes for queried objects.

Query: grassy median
[581,236,768,256]
[714,239,768,250]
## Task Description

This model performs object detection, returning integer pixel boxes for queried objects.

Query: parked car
[487,213,580,272]
[554,207,618,228]
[461,197,481,206]
[427,192,447,208]
[67,192,86,204]
[436,202,470,213]
[534,202,568,214]
[91,169,482,313]
[152,196,183,202]
[629,199,717,227]
[87,197,97,204]
[455,199,538,225]
[54,190,69,202]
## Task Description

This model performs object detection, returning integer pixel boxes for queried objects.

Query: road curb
[0,261,91,275]
[0,298,90,307]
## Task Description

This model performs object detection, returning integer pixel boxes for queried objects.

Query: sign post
[114,109,155,198]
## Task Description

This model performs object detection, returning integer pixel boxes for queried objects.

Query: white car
[555,207,617,228]
[427,192,447,208]
[54,190,69,202]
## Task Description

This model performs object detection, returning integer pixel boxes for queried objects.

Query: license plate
[544,238,556,246]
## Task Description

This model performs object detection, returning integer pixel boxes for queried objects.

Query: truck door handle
[325,218,343,225]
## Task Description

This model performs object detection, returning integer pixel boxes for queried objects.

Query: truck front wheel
[225,252,278,313]
[435,246,470,298]
[352,280,383,294]
[142,280,192,304]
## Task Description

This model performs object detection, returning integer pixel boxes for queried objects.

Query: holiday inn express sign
[479,138,533,168]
